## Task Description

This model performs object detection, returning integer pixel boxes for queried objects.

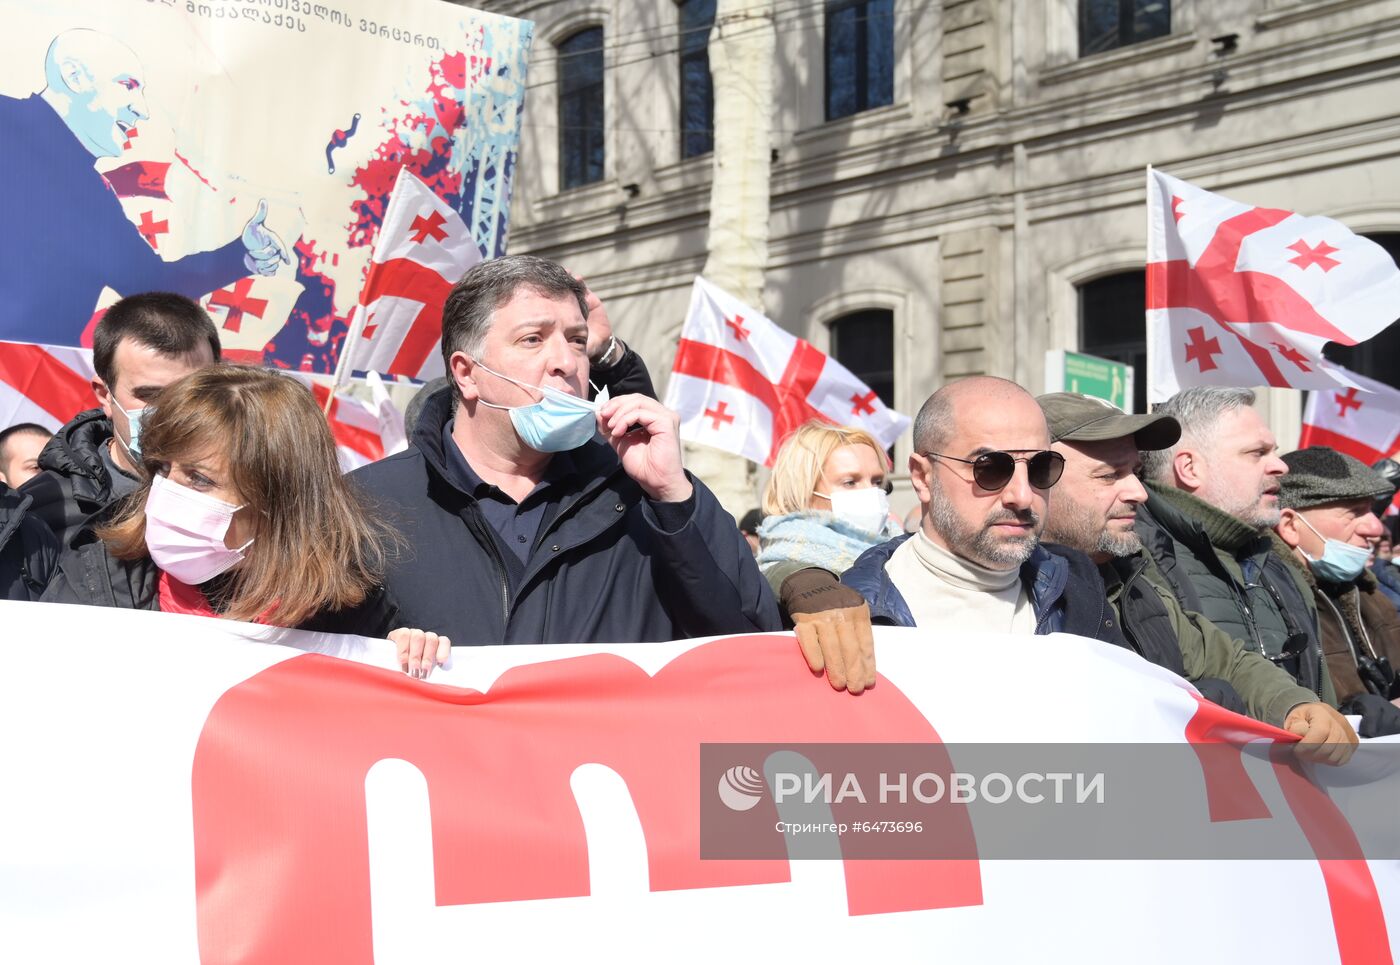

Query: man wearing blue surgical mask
[22,292,220,546]
[351,255,780,649]
[1274,447,1400,732]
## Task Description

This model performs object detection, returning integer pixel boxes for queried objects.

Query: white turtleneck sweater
[884,529,1036,634]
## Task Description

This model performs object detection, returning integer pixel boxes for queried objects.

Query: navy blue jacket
[0,483,57,602]
[349,388,781,646]
[841,533,1126,643]
[0,94,248,344]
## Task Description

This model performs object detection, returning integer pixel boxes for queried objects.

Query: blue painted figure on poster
[0,29,289,345]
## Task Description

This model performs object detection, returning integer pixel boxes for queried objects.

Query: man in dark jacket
[1037,392,1352,746]
[1134,387,1337,706]
[22,292,221,545]
[842,377,1124,645]
[1274,447,1400,736]
[0,481,56,601]
[350,255,780,648]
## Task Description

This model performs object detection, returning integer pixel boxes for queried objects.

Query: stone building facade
[468,0,1400,511]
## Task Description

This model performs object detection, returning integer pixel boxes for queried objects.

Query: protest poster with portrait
[0,0,531,374]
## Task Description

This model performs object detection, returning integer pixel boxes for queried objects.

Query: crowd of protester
[3,253,1398,757]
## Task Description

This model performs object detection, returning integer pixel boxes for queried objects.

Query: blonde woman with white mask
[757,421,900,694]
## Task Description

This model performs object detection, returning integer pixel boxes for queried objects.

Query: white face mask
[813,485,890,534]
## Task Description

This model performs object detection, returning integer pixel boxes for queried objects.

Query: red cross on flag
[1299,365,1400,467]
[201,274,305,364]
[662,277,911,466]
[1146,168,1400,401]
[0,340,98,432]
[337,169,480,381]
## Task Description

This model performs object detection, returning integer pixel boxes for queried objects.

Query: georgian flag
[338,169,481,381]
[1146,169,1400,402]
[290,372,407,473]
[663,277,912,466]
[0,340,97,431]
[1300,366,1400,467]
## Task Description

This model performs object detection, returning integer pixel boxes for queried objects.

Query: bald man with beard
[0,28,287,344]
[842,377,1123,644]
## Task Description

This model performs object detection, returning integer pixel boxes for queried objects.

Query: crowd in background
[3,254,1398,758]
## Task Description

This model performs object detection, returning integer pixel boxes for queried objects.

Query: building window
[830,309,895,424]
[1079,0,1171,58]
[825,0,894,121]
[1078,271,1147,414]
[558,27,605,190]
[1323,233,1400,390]
[679,0,716,159]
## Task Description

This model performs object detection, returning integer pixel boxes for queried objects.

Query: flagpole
[1144,164,1157,412]
[325,304,370,415]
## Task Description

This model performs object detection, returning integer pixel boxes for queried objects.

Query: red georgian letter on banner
[191,636,984,964]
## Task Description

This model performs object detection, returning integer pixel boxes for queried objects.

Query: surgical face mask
[1297,513,1372,583]
[472,360,606,453]
[814,485,890,534]
[144,473,254,585]
[115,403,146,461]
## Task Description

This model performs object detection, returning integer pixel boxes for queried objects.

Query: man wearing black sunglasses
[1038,392,1355,759]
[842,377,1124,644]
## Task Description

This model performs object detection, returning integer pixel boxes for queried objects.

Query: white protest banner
[1,600,1397,964]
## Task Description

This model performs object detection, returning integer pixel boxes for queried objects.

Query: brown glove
[779,568,876,695]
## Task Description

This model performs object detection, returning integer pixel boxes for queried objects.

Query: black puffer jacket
[21,408,126,546]
[0,482,57,601]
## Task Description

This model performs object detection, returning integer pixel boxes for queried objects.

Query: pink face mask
[144,473,254,585]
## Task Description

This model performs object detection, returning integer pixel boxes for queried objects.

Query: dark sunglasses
[922,449,1065,491]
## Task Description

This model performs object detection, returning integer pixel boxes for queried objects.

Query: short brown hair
[99,366,397,626]
[93,292,222,390]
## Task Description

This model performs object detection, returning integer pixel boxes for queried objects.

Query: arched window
[1323,232,1400,390]
[1080,0,1170,57]
[678,0,716,159]
[825,0,894,121]
[1078,270,1147,414]
[558,27,605,190]
[829,308,895,419]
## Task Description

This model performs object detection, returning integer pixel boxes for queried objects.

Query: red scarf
[156,570,277,624]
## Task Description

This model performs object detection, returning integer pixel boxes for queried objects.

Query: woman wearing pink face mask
[42,366,449,674]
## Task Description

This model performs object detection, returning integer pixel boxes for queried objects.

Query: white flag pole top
[1144,169,1400,403]
[664,276,912,467]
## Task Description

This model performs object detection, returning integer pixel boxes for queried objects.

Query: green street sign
[1044,350,1134,412]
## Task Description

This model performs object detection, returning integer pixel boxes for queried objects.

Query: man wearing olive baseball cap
[1037,392,1355,757]
[1274,447,1400,736]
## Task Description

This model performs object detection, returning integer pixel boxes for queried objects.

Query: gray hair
[439,255,589,371]
[1140,386,1257,482]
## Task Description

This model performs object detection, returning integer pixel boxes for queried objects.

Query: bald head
[908,377,1052,570]
[913,376,1047,454]
[40,29,148,158]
